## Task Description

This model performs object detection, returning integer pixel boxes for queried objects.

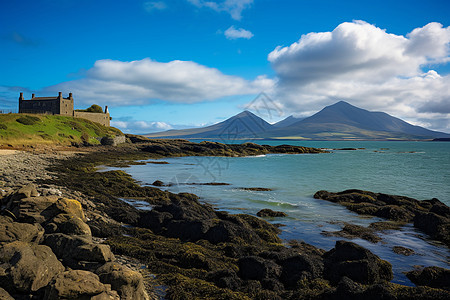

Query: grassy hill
[0,114,123,146]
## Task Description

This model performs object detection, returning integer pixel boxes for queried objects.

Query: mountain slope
[145,110,273,139]
[273,116,304,128]
[267,101,449,140]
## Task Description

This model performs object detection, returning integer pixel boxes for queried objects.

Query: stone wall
[19,99,60,115]
[73,111,110,127]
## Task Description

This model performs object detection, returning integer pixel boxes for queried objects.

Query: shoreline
[1,138,449,299]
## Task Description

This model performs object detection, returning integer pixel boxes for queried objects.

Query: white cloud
[143,1,167,12]
[267,21,450,132]
[187,0,253,20]
[43,58,274,106]
[111,119,173,133]
[224,26,253,40]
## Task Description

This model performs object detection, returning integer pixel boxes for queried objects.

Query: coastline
[1,138,449,299]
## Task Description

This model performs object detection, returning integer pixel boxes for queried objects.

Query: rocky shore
[1,138,450,299]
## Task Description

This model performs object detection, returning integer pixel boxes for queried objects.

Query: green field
[0,114,123,146]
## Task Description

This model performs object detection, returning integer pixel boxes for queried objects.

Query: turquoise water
[111,141,450,285]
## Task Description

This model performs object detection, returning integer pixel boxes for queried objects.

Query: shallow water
[110,140,450,286]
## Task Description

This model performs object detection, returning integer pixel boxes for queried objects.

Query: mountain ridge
[145,101,450,140]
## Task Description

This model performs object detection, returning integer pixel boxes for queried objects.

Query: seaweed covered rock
[238,256,282,281]
[0,241,64,294]
[314,190,450,246]
[257,209,287,217]
[406,266,450,290]
[323,240,393,284]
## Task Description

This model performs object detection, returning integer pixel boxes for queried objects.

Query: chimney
[32,93,35,98]
[69,92,73,99]
[104,106,109,114]
[19,92,24,100]
[58,92,62,99]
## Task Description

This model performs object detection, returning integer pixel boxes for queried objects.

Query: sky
[1,0,449,134]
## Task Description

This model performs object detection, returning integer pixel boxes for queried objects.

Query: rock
[238,256,281,281]
[0,216,44,244]
[44,233,114,270]
[0,287,14,300]
[207,269,242,290]
[392,246,415,256]
[323,240,393,284]
[14,184,39,199]
[152,180,164,186]
[322,223,381,243]
[242,187,273,191]
[9,196,85,224]
[406,266,450,290]
[44,270,119,300]
[414,212,450,247]
[257,209,287,218]
[45,213,92,236]
[96,262,149,300]
[0,241,64,293]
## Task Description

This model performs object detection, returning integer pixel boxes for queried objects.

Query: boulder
[414,212,450,247]
[44,233,114,270]
[0,287,14,300]
[0,241,64,293]
[9,195,59,224]
[238,256,281,281]
[406,266,450,290]
[45,213,92,236]
[0,216,44,244]
[279,253,324,288]
[96,262,149,300]
[44,270,119,300]
[323,241,393,284]
[257,209,287,218]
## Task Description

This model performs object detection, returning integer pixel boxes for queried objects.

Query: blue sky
[1,0,449,133]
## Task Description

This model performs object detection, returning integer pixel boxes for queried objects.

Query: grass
[0,113,122,146]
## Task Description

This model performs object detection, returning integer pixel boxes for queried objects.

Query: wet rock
[393,246,415,256]
[322,223,381,243]
[242,187,273,191]
[414,212,450,247]
[0,216,44,244]
[96,262,149,300]
[406,266,450,290]
[152,180,164,186]
[207,269,242,290]
[0,241,64,293]
[279,252,324,288]
[44,270,119,300]
[238,256,281,281]
[257,209,287,218]
[323,240,393,284]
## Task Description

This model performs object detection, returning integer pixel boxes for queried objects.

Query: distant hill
[145,101,450,141]
[146,111,272,139]
[0,114,122,146]
[273,116,304,128]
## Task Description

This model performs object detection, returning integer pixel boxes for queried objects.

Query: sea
[107,140,450,286]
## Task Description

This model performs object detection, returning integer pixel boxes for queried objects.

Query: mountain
[145,101,450,140]
[273,115,304,128]
[145,110,273,139]
[267,101,450,140]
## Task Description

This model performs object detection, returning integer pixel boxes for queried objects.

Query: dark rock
[406,266,450,290]
[279,253,324,288]
[207,269,242,290]
[414,212,450,247]
[44,270,119,300]
[242,187,273,191]
[238,256,281,281]
[392,246,415,256]
[322,223,381,243]
[323,240,393,284]
[152,180,164,186]
[257,209,287,218]
[375,205,414,222]
[335,276,364,299]
[0,216,44,244]
[0,241,64,294]
[96,262,149,300]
